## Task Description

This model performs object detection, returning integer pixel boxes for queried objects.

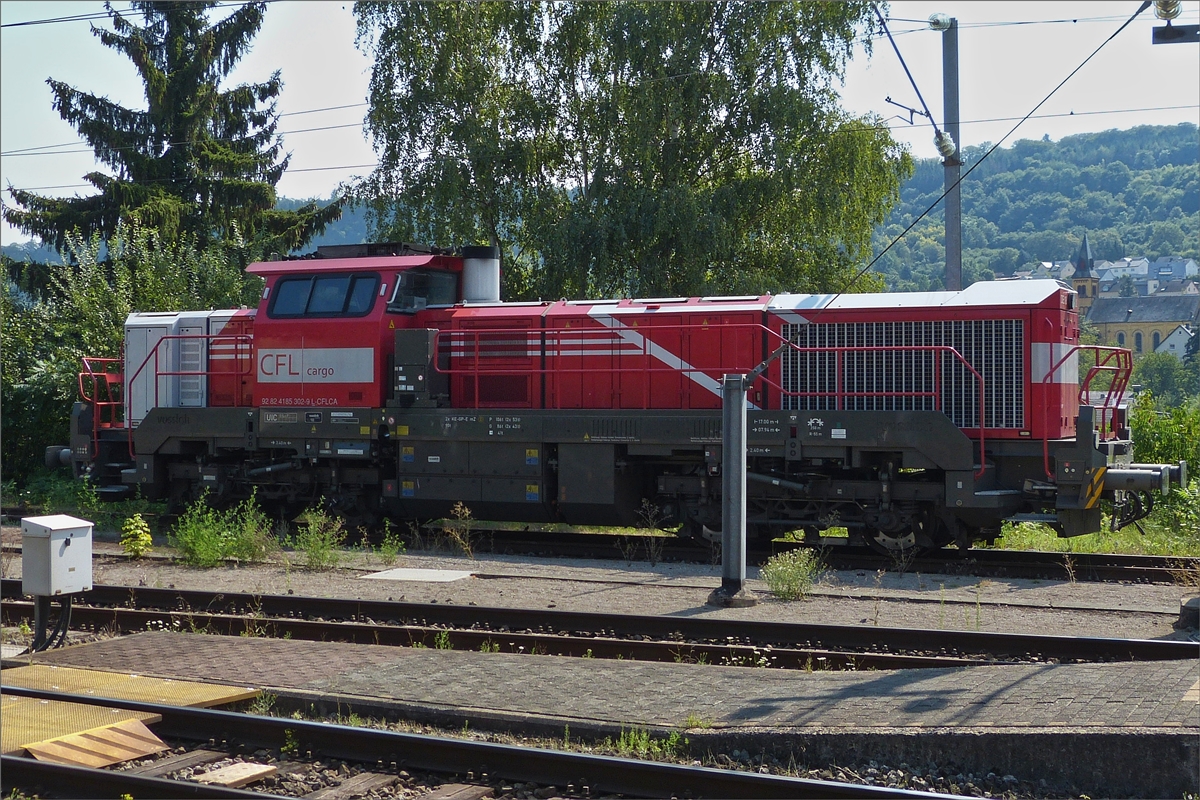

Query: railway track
[4,581,1194,670]
[458,529,1200,584]
[1,685,956,799]
[4,513,1196,584]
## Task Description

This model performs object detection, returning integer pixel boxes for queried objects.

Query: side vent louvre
[780,319,1024,429]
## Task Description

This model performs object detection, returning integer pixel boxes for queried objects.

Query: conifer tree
[3,1,340,254]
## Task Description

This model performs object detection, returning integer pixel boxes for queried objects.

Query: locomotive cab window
[387,269,459,313]
[268,273,380,318]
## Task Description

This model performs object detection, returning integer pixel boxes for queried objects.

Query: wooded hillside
[871,123,1199,291]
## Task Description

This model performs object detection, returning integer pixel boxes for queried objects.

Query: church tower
[1071,233,1099,313]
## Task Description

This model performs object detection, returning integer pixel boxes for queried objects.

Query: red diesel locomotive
[58,243,1185,552]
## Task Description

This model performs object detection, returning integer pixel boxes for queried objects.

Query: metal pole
[708,374,757,607]
[943,17,962,292]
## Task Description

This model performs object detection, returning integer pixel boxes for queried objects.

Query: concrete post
[943,17,963,292]
[707,374,758,607]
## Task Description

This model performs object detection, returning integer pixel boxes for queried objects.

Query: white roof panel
[769,279,1065,312]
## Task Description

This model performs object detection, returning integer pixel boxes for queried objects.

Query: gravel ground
[4,523,1196,799]
[3,523,1195,641]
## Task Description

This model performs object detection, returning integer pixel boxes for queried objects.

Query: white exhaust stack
[462,245,501,303]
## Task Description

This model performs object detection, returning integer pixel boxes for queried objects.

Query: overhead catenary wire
[0,0,281,28]
[1,101,372,156]
[871,4,944,138]
[7,100,1195,183]
[809,0,1156,315]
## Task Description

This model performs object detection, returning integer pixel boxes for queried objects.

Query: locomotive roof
[246,254,461,275]
[770,279,1067,311]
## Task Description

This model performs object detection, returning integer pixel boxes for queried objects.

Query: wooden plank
[423,784,496,800]
[304,772,399,800]
[23,718,168,768]
[129,748,226,777]
[2,698,159,755]
[194,761,278,788]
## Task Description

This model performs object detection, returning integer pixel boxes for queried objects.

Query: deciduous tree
[352,1,910,299]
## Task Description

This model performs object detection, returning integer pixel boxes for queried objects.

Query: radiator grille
[780,320,1024,429]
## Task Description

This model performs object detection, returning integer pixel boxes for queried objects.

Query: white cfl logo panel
[780,319,1024,429]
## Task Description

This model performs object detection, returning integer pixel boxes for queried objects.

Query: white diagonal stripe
[586,309,759,409]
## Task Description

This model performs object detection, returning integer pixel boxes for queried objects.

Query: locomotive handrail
[1040,344,1133,479]
[436,324,989,478]
[124,333,254,457]
[78,357,125,460]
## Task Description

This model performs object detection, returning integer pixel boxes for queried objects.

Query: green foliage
[1128,391,1200,468]
[378,518,406,565]
[169,491,273,567]
[872,124,1199,290]
[760,548,824,600]
[440,501,474,557]
[353,1,909,300]
[1,224,263,488]
[993,513,1199,556]
[1132,353,1200,408]
[291,505,347,571]
[3,2,340,254]
[120,513,153,558]
[607,727,687,760]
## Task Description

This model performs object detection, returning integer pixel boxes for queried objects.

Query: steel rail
[0,598,995,670]
[1,754,276,799]
[0,685,956,800]
[4,580,1195,663]
[2,519,1193,582]
[395,528,1197,582]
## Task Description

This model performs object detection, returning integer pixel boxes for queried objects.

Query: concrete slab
[362,567,473,583]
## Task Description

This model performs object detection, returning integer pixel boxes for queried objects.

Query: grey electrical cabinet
[21,514,93,596]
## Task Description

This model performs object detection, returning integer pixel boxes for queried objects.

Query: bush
[760,548,824,600]
[120,513,153,558]
[168,491,272,567]
[292,505,347,571]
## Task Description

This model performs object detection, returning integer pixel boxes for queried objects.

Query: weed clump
[120,513,153,558]
[760,548,824,600]
[292,504,347,571]
[440,501,474,557]
[378,518,406,564]
[168,490,273,567]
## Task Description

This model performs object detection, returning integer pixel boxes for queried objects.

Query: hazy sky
[2,1,1197,246]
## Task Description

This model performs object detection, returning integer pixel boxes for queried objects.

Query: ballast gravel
[3,524,1189,641]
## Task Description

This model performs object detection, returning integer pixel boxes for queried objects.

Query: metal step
[95,485,133,501]
[1006,513,1058,523]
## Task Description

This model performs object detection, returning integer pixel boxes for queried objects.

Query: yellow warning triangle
[389,319,395,329]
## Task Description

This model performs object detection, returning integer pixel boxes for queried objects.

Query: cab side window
[269,273,379,318]
[387,269,459,313]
